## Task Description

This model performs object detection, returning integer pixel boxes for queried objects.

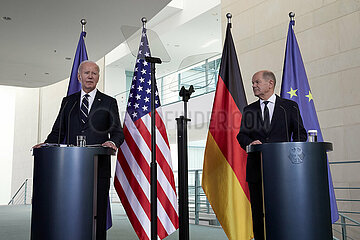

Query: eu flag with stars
[280,19,339,223]
[67,31,88,96]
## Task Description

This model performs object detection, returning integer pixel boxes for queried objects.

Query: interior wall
[11,87,39,201]
[2,58,107,204]
[0,86,16,204]
[104,64,127,122]
[222,0,360,237]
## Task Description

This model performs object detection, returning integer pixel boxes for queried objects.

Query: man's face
[78,62,99,93]
[252,72,273,100]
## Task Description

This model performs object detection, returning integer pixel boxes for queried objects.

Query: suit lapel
[269,95,282,133]
[89,90,103,116]
[254,100,265,128]
[78,90,103,128]
[72,92,81,124]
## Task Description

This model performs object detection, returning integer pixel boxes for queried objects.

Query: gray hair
[78,60,100,74]
[262,70,276,87]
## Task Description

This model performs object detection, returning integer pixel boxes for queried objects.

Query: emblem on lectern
[288,147,305,164]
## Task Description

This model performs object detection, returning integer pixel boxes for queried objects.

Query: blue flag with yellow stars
[67,31,88,96]
[280,19,339,223]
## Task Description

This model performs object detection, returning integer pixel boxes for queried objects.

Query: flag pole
[141,17,162,240]
[226,12,232,27]
[81,19,87,32]
[289,12,295,22]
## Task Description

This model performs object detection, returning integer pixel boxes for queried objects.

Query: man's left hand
[102,141,117,151]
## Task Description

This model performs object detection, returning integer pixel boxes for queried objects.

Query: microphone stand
[176,85,194,240]
[293,105,300,142]
[279,105,289,142]
[58,101,69,145]
[67,101,78,146]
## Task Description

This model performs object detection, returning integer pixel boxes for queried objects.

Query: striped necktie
[80,94,89,124]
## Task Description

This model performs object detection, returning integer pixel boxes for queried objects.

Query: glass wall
[113,54,221,111]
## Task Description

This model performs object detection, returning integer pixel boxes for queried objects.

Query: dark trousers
[96,177,110,240]
[248,182,265,240]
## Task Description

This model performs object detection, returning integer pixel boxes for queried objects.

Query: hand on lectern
[250,140,262,145]
[32,143,45,149]
[102,141,117,151]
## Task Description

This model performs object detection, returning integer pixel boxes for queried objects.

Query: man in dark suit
[34,61,124,240]
[237,70,307,239]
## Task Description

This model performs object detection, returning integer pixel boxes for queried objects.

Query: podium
[31,146,115,240]
[247,142,333,240]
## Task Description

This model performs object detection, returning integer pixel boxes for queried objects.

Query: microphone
[67,101,78,146]
[57,100,68,145]
[293,105,300,142]
[279,105,289,142]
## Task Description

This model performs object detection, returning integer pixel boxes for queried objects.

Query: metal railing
[8,178,32,205]
[113,54,221,110]
[330,160,360,240]
[184,169,219,226]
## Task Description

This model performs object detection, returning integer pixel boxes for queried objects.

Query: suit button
[81,130,84,133]
[266,137,269,141]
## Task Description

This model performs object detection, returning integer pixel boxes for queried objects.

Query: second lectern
[248,142,333,240]
[31,146,114,240]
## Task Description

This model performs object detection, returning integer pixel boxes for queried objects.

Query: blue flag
[67,31,88,96]
[280,19,339,223]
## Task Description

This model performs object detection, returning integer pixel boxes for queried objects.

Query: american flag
[114,28,179,240]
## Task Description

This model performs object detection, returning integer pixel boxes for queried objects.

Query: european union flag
[280,19,339,223]
[67,31,88,96]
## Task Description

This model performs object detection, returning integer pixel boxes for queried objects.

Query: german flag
[202,21,253,240]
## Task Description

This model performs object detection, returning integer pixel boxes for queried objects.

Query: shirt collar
[81,88,97,99]
[260,93,276,105]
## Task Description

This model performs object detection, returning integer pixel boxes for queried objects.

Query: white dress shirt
[260,93,276,123]
[80,88,97,113]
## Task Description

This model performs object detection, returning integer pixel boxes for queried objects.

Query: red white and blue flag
[114,28,179,240]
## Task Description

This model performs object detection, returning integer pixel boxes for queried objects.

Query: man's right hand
[250,140,262,145]
[32,143,45,149]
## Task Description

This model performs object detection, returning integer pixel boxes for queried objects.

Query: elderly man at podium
[34,61,124,240]
[237,70,307,240]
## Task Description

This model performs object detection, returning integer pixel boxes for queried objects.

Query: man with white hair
[35,61,124,240]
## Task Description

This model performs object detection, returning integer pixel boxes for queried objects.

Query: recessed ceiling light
[2,16,12,21]
[65,57,71,60]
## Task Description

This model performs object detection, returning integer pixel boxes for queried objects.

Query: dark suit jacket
[237,95,307,182]
[45,90,124,178]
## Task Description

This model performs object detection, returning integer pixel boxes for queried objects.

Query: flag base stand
[176,85,194,240]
